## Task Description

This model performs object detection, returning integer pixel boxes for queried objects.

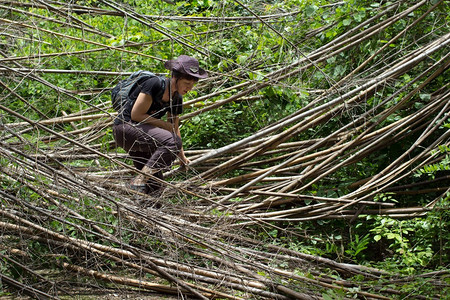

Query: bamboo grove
[0,0,449,299]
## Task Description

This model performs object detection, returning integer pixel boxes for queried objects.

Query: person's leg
[143,127,182,171]
[137,125,182,190]
[113,123,182,188]
[128,151,148,170]
[114,123,151,173]
[146,170,163,195]
[113,124,150,191]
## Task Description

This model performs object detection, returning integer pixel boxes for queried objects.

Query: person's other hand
[162,121,175,132]
[179,155,190,169]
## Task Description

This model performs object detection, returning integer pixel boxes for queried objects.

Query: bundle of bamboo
[0,0,448,298]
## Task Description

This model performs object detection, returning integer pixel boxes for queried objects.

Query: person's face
[176,78,196,96]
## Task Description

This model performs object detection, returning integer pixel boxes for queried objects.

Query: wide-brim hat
[164,55,208,79]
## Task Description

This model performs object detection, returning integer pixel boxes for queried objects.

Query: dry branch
[1,1,448,299]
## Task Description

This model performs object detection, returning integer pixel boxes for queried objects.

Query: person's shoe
[126,182,148,194]
[136,197,163,209]
[146,178,164,197]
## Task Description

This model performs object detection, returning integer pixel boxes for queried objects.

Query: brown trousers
[113,122,182,188]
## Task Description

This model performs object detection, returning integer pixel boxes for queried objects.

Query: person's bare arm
[169,113,190,166]
[131,92,174,132]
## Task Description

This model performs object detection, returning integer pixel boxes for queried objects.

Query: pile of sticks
[0,0,448,298]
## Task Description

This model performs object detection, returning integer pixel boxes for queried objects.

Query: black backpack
[111,70,165,112]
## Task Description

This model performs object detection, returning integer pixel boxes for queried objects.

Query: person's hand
[179,154,190,169]
[162,121,175,132]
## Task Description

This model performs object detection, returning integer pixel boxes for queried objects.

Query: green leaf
[343,19,352,26]
[322,294,334,300]
[237,55,248,65]
[387,233,396,239]
[419,93,431,101]
[305,5,318,17]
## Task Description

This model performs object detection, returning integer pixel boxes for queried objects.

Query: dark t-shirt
[114,76,183,125]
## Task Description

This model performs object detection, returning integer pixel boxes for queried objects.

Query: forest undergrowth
[0,0,449,299]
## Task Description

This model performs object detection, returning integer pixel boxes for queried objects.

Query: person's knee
[173,135,183,152]
[160,134,182,160]
[155,136,182,168]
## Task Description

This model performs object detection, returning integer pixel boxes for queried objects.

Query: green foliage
[1,0,449,297]
[0,253,10,296]
[265,191,448,277]
[374,192,398,203]
[368,207,448,274]
[183,101,261,148]
[322,288,347,300]
[345,234,370,260]
[415,144,450,179]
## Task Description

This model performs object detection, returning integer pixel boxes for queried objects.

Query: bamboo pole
[0,2,448,299]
